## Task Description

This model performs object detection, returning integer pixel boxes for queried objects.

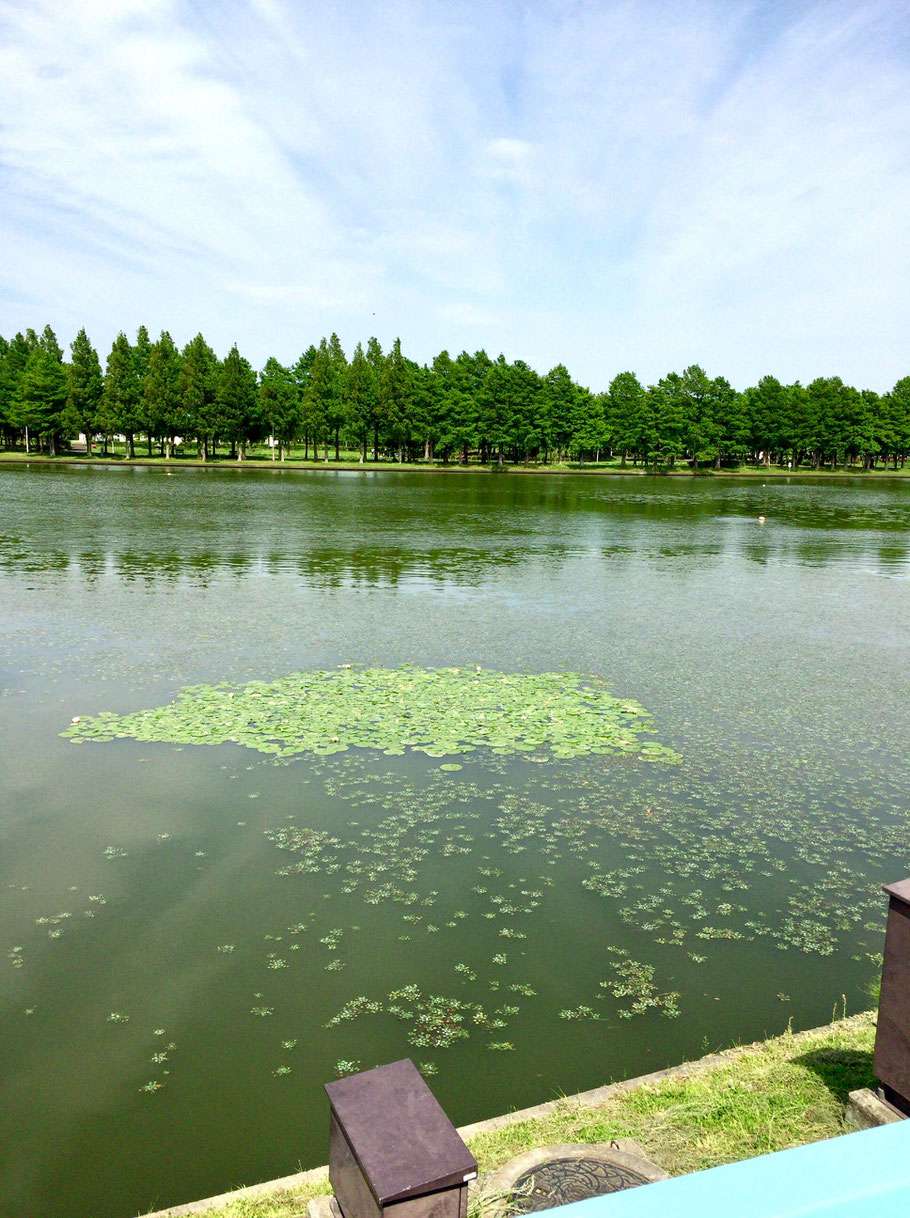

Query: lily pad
[61,666,679,764]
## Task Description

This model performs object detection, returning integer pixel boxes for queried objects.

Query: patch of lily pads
[61,665,680,763]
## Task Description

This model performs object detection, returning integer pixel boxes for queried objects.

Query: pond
[1,465,908,1218]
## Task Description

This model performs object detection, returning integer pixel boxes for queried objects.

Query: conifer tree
[378,337,412,463]
[0,332,34,447]
[145,332,182,458]
[179,334,218,458]
[65,328,103,456]
[259,357,298,460]
[101,332,142,457]
[365,337,384,459]
[17,326,67,455]
[345,341,376,462]
[217,344,260,459]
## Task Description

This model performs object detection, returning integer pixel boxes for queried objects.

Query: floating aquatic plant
[334,1059,361,1076]
[61,666,679,763]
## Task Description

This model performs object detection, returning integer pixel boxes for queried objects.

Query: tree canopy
[0,323,907,471]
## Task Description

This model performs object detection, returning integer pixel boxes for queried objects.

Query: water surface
[1,466,908,1218]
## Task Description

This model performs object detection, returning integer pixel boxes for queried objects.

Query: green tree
[365,337,384,460]
[570,387,607,462]
[378,337,413,463]
[133,325,153,454]
[878,378,910,469]
[712,376,748,468]
[101,332,142,457]
[145,332,182,458]
[541,364,580,462]
[325,333,348,459]
[649,374,687,467]
[179,334,218,458]
[477,355,512,465]
[304,339,337,461]
[65,328,103,456]
[344,341,377,462]
[0,331,36,448]
[260,357,299,460]
[217,344,261,459]
[675,365,720,470]
[744,375,790,466]
[508,360,544,463]
[609,371,648,467]
[16,326,68,455]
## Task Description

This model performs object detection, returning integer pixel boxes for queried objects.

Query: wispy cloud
[1,0,908,390]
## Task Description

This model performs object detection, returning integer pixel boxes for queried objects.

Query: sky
[1,0,909,393]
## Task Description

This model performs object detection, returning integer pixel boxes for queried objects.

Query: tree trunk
[335,426,340,461]
[126,431,134,459]
[49,433,57,457]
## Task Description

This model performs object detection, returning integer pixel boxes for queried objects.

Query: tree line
[1,324,909,470]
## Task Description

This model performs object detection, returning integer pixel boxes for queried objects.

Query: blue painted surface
[551,1120,910,1218]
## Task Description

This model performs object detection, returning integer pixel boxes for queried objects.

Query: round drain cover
[510,1156,649,1212]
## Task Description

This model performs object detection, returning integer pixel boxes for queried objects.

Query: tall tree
[378,337,412,463]
[305,338,337,461]
[674,364,720,470]
[325,333,348,460]
[541,364,579,462]
[178,334,218,458]
[133,325,154,454]
[216,344,260,459]
[16,326,68,455]
[65,328,103,456]
[609,371,647,467]
[344,341,376,462]
[0,331,35,448]
[259,357,299,460]
[361,337,385,461]
[101,332,142,457]
[145,331,182,458]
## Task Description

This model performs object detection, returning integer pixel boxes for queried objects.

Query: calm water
[1,465,908,1218]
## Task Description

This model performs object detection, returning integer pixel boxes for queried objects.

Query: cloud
[0,0,908,389]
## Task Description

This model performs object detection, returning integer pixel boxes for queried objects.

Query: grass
[3,446,909,477]
[167,1011,877,1218]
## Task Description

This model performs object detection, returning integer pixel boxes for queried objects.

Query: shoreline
[1,455,908,479]
[141,1011,878,1218]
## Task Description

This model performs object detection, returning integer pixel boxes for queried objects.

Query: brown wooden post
[873,878,910,1116]
[325,1059,477,1218]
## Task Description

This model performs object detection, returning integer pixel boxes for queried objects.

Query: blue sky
[1,0,908,391]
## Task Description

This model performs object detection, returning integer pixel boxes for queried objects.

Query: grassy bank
[2,449,909,477]
[167,1011,877,1218]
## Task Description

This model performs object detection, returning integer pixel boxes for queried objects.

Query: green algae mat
[61,666,680,763]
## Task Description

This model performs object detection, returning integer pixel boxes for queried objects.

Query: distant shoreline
[1,454,908,479]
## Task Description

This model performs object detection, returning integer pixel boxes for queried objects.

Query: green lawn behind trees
[2,326,908,472]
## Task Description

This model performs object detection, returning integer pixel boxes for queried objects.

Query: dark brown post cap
[882,878,910,906]
[325,1059,477,1204]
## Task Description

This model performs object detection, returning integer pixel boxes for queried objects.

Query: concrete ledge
[141,1013,875,1217]
[845,1088,906,1130]
[141,1165,330,1217]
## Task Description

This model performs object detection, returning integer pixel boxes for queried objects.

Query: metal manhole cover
[510,1156,649,1212]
